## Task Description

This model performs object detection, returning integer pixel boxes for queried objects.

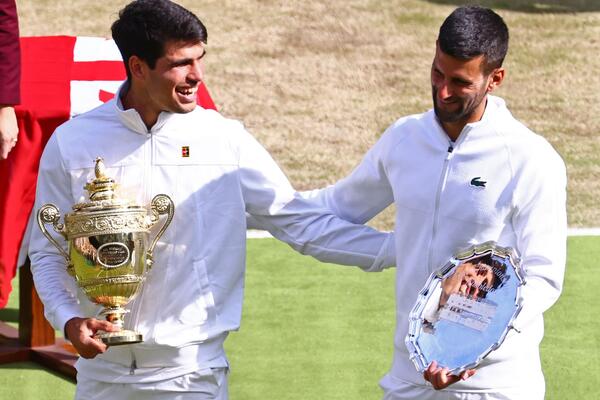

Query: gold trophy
[37,157,174,346]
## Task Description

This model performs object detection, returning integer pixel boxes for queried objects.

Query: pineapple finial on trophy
[85,157,118,202]
[95,156,108,180]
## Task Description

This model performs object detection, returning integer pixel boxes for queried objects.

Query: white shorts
[379,373,543,400]
[75,367,228,400]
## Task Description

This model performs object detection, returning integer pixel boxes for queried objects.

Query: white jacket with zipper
[305,95,567,395]
[28,93,395,382]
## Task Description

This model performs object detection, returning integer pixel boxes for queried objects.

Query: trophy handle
[146,194,175,269]
[36,204,70,262]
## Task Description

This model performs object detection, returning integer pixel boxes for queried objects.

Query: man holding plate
[28,1,396,398]
[304,5,567,399]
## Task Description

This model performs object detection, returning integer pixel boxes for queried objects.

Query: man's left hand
[423,361,476,390]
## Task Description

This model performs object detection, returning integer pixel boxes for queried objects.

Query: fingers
[423,360,438,383]
[427,366,460,390]
[77,334,108,359]
[460,369,476,380]
[64,317,120,359]
[0,135,18,159]
[78,318,123,358]
[0,144,9,160]
[424,361,475,390]
[0,106,19,160]
[0,138,17,159]
[88,318,121,333]
[434,367,461,389]
[467,279,477,298]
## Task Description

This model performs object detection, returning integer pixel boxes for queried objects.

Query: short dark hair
[111,0,207,78]
[438,6,509,74]
[469,254,509,299]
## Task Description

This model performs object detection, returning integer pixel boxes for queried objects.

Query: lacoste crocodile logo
[470,177,487,188]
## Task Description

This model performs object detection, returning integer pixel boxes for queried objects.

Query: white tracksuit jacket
[28,94,395,383]
[306,95,567,396]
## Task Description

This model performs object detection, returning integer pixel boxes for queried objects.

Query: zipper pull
[446,145,454,160]
[129,358,137,375]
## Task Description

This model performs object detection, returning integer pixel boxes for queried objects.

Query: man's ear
[487,68,505,93]
[128,55,147,80]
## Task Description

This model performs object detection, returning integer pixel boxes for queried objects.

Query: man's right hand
[424,361,476,390]
[64,317,119,359]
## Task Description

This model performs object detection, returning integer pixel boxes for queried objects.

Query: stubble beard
[432,86,487,124]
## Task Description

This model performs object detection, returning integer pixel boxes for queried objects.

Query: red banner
[0,36,216,307]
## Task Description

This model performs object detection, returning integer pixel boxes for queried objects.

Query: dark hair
[111,0,207,78]
[438,6,508,74]
[469,254,508,299]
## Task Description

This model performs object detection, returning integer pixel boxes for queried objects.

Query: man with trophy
[304,5,567,400]
[28,0,396,398]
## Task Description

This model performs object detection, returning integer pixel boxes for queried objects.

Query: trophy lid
[72,157,135,211]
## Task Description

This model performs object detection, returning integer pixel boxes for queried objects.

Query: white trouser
[379,373,544,400]
[75,367,228,400]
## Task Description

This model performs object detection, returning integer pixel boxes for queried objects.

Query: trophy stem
[95,306,143,346]
[102,307,127,329]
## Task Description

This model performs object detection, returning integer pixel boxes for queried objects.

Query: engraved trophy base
[96,306,142,346]
[96,330,143,346]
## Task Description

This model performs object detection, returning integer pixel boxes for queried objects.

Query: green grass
[540,236,599,399]
[0,362,76,399]
[226,239,396,399]
[0,237,597,399]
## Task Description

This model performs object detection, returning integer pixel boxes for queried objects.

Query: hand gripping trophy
[37,157,174,345]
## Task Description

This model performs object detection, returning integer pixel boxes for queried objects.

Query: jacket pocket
[153,258,217,345]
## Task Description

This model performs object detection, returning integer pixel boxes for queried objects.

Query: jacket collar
[428,95,505,148]
[113,81,177,135]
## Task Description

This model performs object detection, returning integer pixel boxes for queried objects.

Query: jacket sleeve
[510,141,567,332]
[28,134,85,332]
[236,124,395,272]
[300,134,395,225]
[0,0,21,105]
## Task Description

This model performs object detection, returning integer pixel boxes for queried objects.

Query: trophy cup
[37,157,174,346]
[405,242,524,374]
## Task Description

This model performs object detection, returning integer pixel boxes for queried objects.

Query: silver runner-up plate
[405,241,524,374]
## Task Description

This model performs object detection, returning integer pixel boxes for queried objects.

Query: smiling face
[430,44,504,140]
[431,50,487,124]
[125,40,206,128]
